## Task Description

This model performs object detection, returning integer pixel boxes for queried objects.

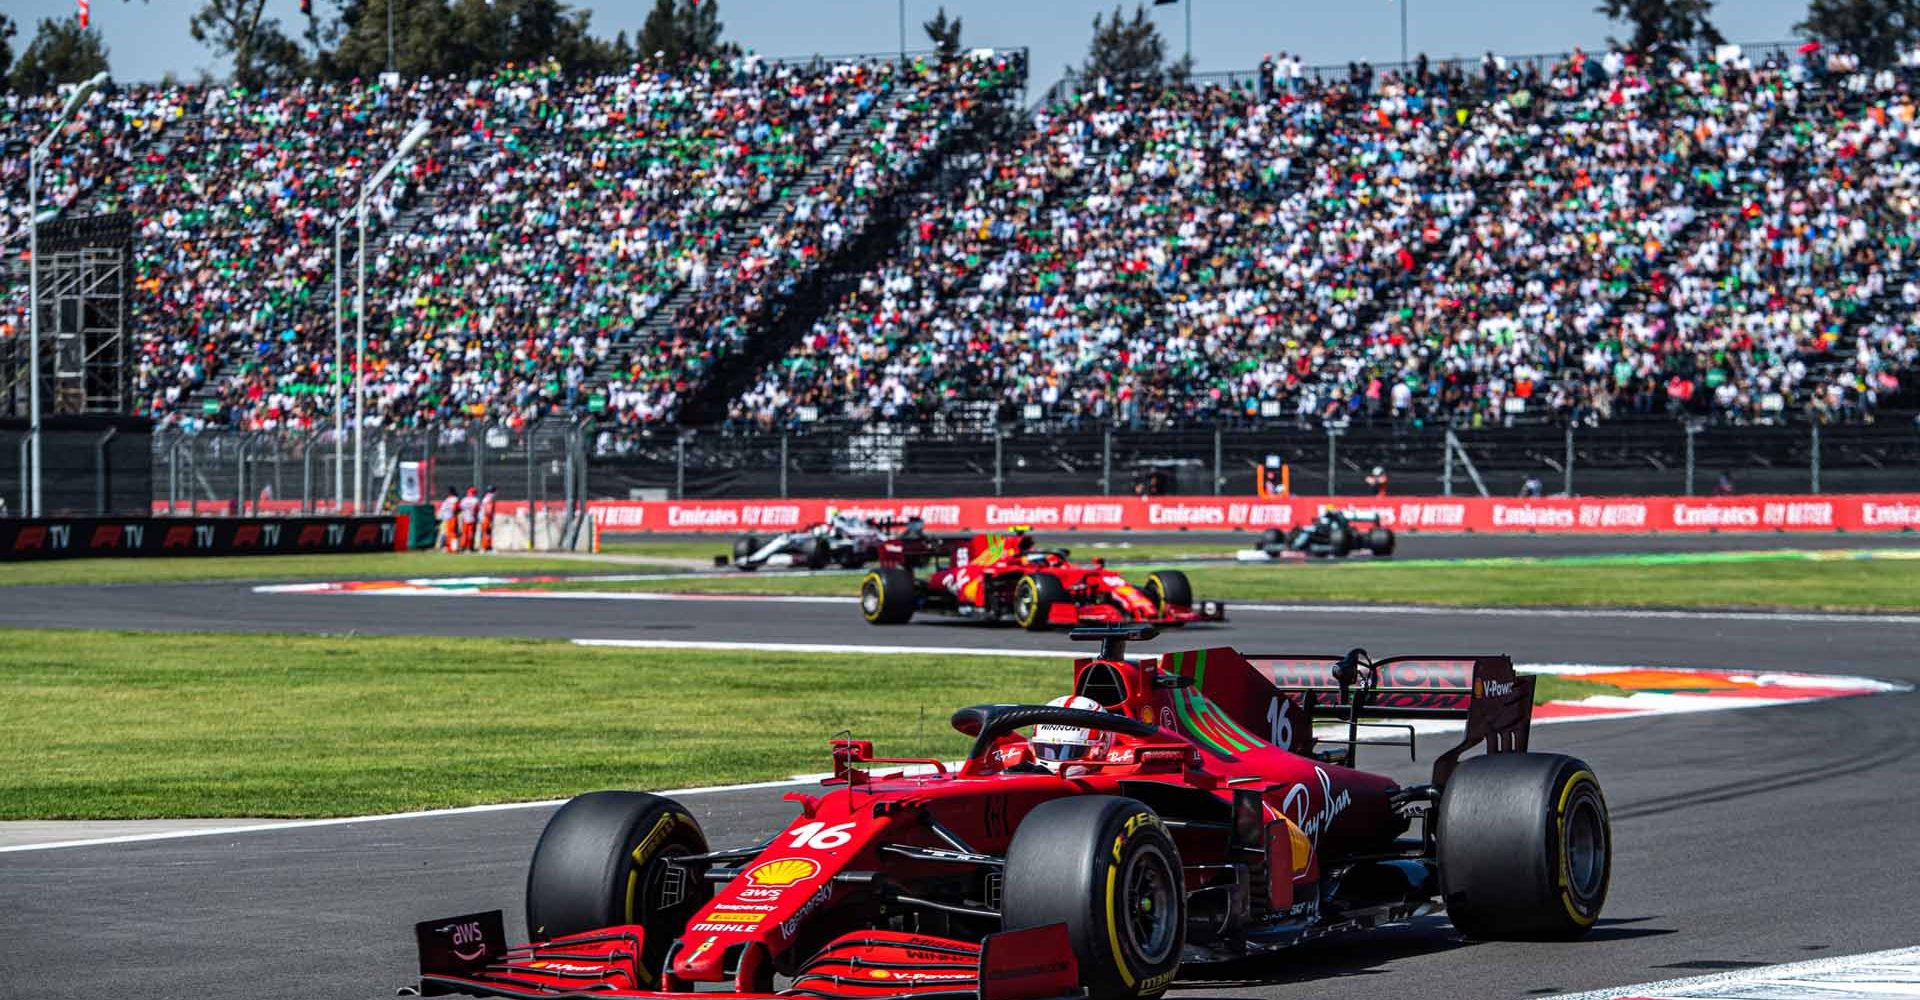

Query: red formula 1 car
[857,530,1225,630]
[410,625,1612,1000]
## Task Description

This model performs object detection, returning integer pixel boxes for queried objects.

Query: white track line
[1548,945,1920,999]
[256,580,1920,625]
[6,649,1899,855]
[0,774,828,856]
[1228,602,1920,625]
[288,587,852,602]
[575,638,1062,657]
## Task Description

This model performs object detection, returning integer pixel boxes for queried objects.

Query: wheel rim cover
[1564,791,1606,900]
[1122,843,1177,964]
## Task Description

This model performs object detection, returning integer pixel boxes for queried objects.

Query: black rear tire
[861,568,916,624]
[1367,526,1395,557]
[1437,753,1611,940]
[525,791,710,975]
[801,538,831,570]
[1143,571,1192,612]
[1013,573,1068,631]
[733,535,760,570]
[1003,796,1184,1000]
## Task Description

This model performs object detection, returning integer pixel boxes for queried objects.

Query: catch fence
[593,416,1920,505]
[2,415,1915,518]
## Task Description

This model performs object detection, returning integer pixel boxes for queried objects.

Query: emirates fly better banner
[571,494,1920,534]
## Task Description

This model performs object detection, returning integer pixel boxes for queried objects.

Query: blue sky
[8,0,1815,89]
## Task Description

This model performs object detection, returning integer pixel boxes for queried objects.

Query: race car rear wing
[1156,645,1533,787]
[1250,651,1533,785]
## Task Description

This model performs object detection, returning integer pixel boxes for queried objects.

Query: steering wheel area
[950,704,1159,764]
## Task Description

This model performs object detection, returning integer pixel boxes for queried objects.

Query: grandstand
[4,41,1918,443]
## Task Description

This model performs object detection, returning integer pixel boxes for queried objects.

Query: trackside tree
[1595,0,1724,62]
[636,0,733,64]
[1799,0,1920,67]
[924,6,963,60]
[7,16,110,94]
[1082,3,1171,86]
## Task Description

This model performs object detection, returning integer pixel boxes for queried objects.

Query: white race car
[731,515,919,571]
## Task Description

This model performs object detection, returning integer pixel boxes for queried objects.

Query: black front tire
[1013,573,1068,631]
[1143,571,1192,612]
[1260,528,1285,551]
[525,791,710,974]
[733,535,760,570]
[1003,796,1185,1000]
[1325,525,1351,557]
[1437,753,1611,940]
[861,568,916,624]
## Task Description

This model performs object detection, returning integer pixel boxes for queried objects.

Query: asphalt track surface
[3,535,1919,999]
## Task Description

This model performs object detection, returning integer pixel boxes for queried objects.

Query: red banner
[581,494,1920,535]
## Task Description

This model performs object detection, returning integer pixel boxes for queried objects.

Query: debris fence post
[1684,422,1698,496]
[1102,428,1112,497]
[993,430,1004,497]
[675,431,687,500]
[1213,426,1223,496]
[1563,425,1575,497]
[1810,420,1821,494]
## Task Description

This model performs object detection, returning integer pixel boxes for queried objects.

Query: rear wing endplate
[1241,652,1535,786]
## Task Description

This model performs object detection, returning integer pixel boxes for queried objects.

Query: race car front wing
[409,911,1081,1000]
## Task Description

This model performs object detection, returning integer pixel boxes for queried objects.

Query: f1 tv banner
[0,516,402,561]
[578,494,1920,534]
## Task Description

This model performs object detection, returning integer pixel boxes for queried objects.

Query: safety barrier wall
[0,515,404,560]
[581,494,1920,534]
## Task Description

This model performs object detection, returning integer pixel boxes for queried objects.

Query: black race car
[1242,509,1396,561]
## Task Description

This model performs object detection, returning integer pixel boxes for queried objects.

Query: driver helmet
[1031,695,1113,772]
[1016,533,1037,554]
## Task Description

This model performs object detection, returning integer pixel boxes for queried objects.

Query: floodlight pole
[1400,0,1409,67]
[27,146,42,517]
[354,199,366,513]
[26,71,108,518]
[333,216,345,512]
[352,120,432,514]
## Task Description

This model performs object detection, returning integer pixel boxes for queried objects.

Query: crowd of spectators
[5,42,1919,434]
[2,50,1025,432]
[733,43,1920,430]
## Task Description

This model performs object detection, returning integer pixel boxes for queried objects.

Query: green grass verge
[0,629,1616,820]
[598,539,747,562]
[0,551,689,588]
[506,556,1920,612]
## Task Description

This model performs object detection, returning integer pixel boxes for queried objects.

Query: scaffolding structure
[1,212,132,419]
